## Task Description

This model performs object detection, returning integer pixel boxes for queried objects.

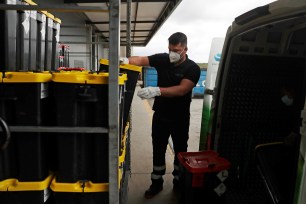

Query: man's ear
[185,47,188,51]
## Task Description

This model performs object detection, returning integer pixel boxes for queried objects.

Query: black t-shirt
[148,53,201,117]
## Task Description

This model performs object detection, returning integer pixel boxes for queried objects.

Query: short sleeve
[184,63,201,86]
[148,53,170,70]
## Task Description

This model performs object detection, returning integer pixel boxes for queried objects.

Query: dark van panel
[208,1,306,203]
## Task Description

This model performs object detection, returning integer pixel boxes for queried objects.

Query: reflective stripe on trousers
[151,165,166,180]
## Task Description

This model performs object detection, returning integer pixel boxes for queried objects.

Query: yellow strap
[50,178,109,193]
[0,174,53,191]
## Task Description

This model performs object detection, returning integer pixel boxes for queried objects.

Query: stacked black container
[44,12,54,71]
[50,71,127,204]
[0,0,18,71]
[51,18,61,70]
[36,10,47,71]
[0,72,54,204]
[0,1,61,203]
[99,59,142,130]
[16,0,30,71]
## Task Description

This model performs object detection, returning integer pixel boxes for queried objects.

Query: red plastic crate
[178,150,230,187]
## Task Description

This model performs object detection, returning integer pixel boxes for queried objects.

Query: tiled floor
[127,85,203,204]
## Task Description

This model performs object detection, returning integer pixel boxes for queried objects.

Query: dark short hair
[168,32,187,46]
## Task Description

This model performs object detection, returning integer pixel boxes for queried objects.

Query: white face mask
[169,51,182,63]
[281,95,293,106]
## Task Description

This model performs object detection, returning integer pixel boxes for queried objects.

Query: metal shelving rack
[108,0,121,203]
[0,1,123,203]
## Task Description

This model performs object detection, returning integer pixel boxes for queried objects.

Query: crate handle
[0,117,10,150]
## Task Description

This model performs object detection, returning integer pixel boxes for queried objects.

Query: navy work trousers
[150,111,190,185]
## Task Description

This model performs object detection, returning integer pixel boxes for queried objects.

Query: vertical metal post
[88,25,93,69]
[96,36,100,71]
[92,33,97,71]
[109,0,120,203]
[126,0,132,57]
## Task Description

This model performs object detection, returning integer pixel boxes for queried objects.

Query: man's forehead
[168,43,185,49]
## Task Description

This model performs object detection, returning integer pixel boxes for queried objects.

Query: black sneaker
[144,184,163,199]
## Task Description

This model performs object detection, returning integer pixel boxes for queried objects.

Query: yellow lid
[40,10,48,16]
[23,0,37,5]
[0,72,52,83]
[52,72,127,85]
[0,174,53,191]
[50,177,108,193]
[99,58,142,73]
[45,12,54,19]
[54,17,62,24]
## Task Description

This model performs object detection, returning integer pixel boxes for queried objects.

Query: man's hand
[120,57,129,64]
[137,87,161,99]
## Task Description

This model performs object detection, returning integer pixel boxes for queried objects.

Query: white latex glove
[120,57,129,64]
[137,87,161,99]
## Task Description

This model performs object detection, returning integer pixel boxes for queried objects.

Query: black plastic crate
[0,72,52,181]
[51,18,61,71]
[52,71,126,183]
[16,1,30,71]
[0,0,18,71]
[36,11,47,71]
[99,59,142,129]
[28,0,38,71]
[44,12,54,71]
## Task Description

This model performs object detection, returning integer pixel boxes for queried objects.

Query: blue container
[143,67,207,98]
[192,69,207,97]
[143,67,157,87]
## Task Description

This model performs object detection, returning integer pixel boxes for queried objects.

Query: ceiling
[73,0,182,46]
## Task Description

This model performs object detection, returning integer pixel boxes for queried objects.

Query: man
[121,32,200,198]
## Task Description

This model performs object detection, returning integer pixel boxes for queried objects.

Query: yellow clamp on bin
[45,12,54,21]
[118,146,126,188]
[118,122,130,188]
[0,174,53,192]
[54,17,62,24]
[0,72,52,83]
[52,71,127,85]
[40,10,48,16]
[99,58,142,73]
[120,122,130,160]
[50,178,109,193]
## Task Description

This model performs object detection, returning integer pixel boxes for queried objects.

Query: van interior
[211,4,306,204]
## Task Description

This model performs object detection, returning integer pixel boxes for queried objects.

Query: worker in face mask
[169,48,185,63]
[281,88,295,106]
[120,32,201,199]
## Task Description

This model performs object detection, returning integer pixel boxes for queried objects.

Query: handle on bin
[76,86,98,102]
[0,117,10,150]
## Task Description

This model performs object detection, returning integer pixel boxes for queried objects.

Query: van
[207,0,306,203]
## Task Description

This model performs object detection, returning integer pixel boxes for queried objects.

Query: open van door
[199,37,224,150]
[208,0,306,203]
